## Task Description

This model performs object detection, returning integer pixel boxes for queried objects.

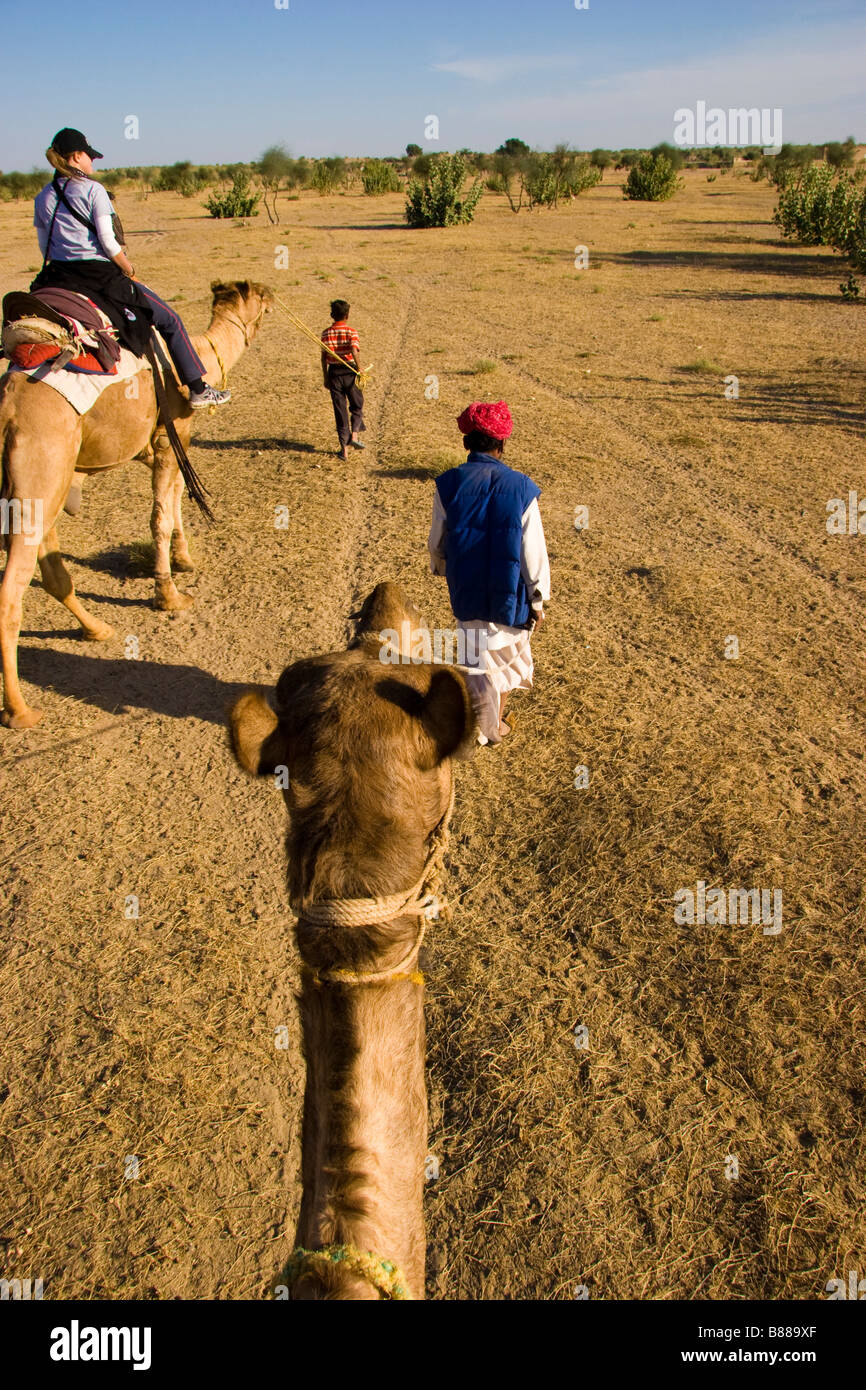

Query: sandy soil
[1,170,864,1298]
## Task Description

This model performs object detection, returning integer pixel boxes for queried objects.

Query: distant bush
[590,149,614,172]
[154,160,200,196]
[362,159,401,195]
[204,172,260,219]
[405,152,483,228]
[623,153,682,201]
[487,145,600,212]
[651,142,686,172]
[0,169,45,200]
[825,138,857,170]
[411,153,436,180]
[311,157,347,194]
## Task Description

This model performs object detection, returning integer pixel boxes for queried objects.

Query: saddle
[1,289,121,374]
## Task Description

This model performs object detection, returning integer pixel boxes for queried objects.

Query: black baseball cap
[50,128,103,160]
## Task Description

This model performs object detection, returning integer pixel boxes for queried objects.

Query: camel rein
[272,293,373,388]
[293,781,455,987]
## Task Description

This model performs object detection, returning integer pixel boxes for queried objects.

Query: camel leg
[1,532,44,729]
[38,526,114,642]
[151,449,194,611]
[169,471,195,572]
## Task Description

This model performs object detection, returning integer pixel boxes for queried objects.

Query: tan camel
[0,279,272,729]
[229,583,474,1299]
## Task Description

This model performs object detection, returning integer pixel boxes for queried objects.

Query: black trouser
[328,366,365,449]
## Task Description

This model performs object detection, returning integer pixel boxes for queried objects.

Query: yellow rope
[272,293,373,388]
[202,333,227,390]
[286,1244,412,1300]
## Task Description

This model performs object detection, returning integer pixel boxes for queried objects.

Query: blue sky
[1,0,863,169]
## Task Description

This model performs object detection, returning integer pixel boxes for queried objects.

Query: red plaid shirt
[321,320,359,365]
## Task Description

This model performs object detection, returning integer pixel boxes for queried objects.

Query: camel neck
[295,975,427,1298]
[199,312,249,374]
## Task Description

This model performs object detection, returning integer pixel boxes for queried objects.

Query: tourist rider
[32,128,230,411]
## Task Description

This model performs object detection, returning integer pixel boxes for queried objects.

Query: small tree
[258,144,296,223]
[406,143,422,158]
[623,152,682,201]
[204,172,260,219]
[487,150,528,212]
[496,138,530,159]
[405,152,483,227]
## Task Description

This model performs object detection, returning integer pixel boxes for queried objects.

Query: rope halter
[292,782,454,986]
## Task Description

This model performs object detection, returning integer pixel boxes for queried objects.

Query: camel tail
[144,339,215,525]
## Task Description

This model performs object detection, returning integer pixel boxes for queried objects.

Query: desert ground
[1,168,864,1299]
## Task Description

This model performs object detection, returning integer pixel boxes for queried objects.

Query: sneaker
[189,384,231,409]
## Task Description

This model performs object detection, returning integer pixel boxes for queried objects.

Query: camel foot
[154,578,195,612]
[2,706,44,731]
[82,620,115,643]
[170,554,196,574]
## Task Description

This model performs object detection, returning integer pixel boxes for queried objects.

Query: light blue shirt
[33,176,121,262]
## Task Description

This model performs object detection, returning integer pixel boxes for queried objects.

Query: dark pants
[136,284,205,386]
[328,366,365,449]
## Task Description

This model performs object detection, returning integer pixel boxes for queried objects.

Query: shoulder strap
[52,173,98,232]
[45,175,123,261]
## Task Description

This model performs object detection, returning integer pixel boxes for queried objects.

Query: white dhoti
[458,620,534,745]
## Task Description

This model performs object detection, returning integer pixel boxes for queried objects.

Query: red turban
[456,400,513,440]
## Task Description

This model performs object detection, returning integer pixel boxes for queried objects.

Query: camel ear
[236,279,251,299]
[228,690,289,777]
[211,280,228,295]
[419,668,475,763]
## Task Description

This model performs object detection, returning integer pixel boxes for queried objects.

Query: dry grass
[1,170,864,1299]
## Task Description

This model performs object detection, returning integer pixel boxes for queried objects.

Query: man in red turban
[427,401,550,744]
[455,399,513,441]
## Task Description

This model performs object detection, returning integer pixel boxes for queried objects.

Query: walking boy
[321,299,366,461]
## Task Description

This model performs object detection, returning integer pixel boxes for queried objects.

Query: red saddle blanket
[9,341,110,373]
[3,288,120,375]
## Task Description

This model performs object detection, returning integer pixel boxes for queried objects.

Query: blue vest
[436,453,541,626]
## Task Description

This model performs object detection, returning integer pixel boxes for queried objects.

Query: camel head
[228,583,475,902]
[210,279,273,339]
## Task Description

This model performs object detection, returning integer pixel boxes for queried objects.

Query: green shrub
[204,172,260,219]
[773,164,866,295]
[405,152,483,228]
[362,159,401,195]
[623,153,682,201]
[311,157,346,194]
[773,164,862,246]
